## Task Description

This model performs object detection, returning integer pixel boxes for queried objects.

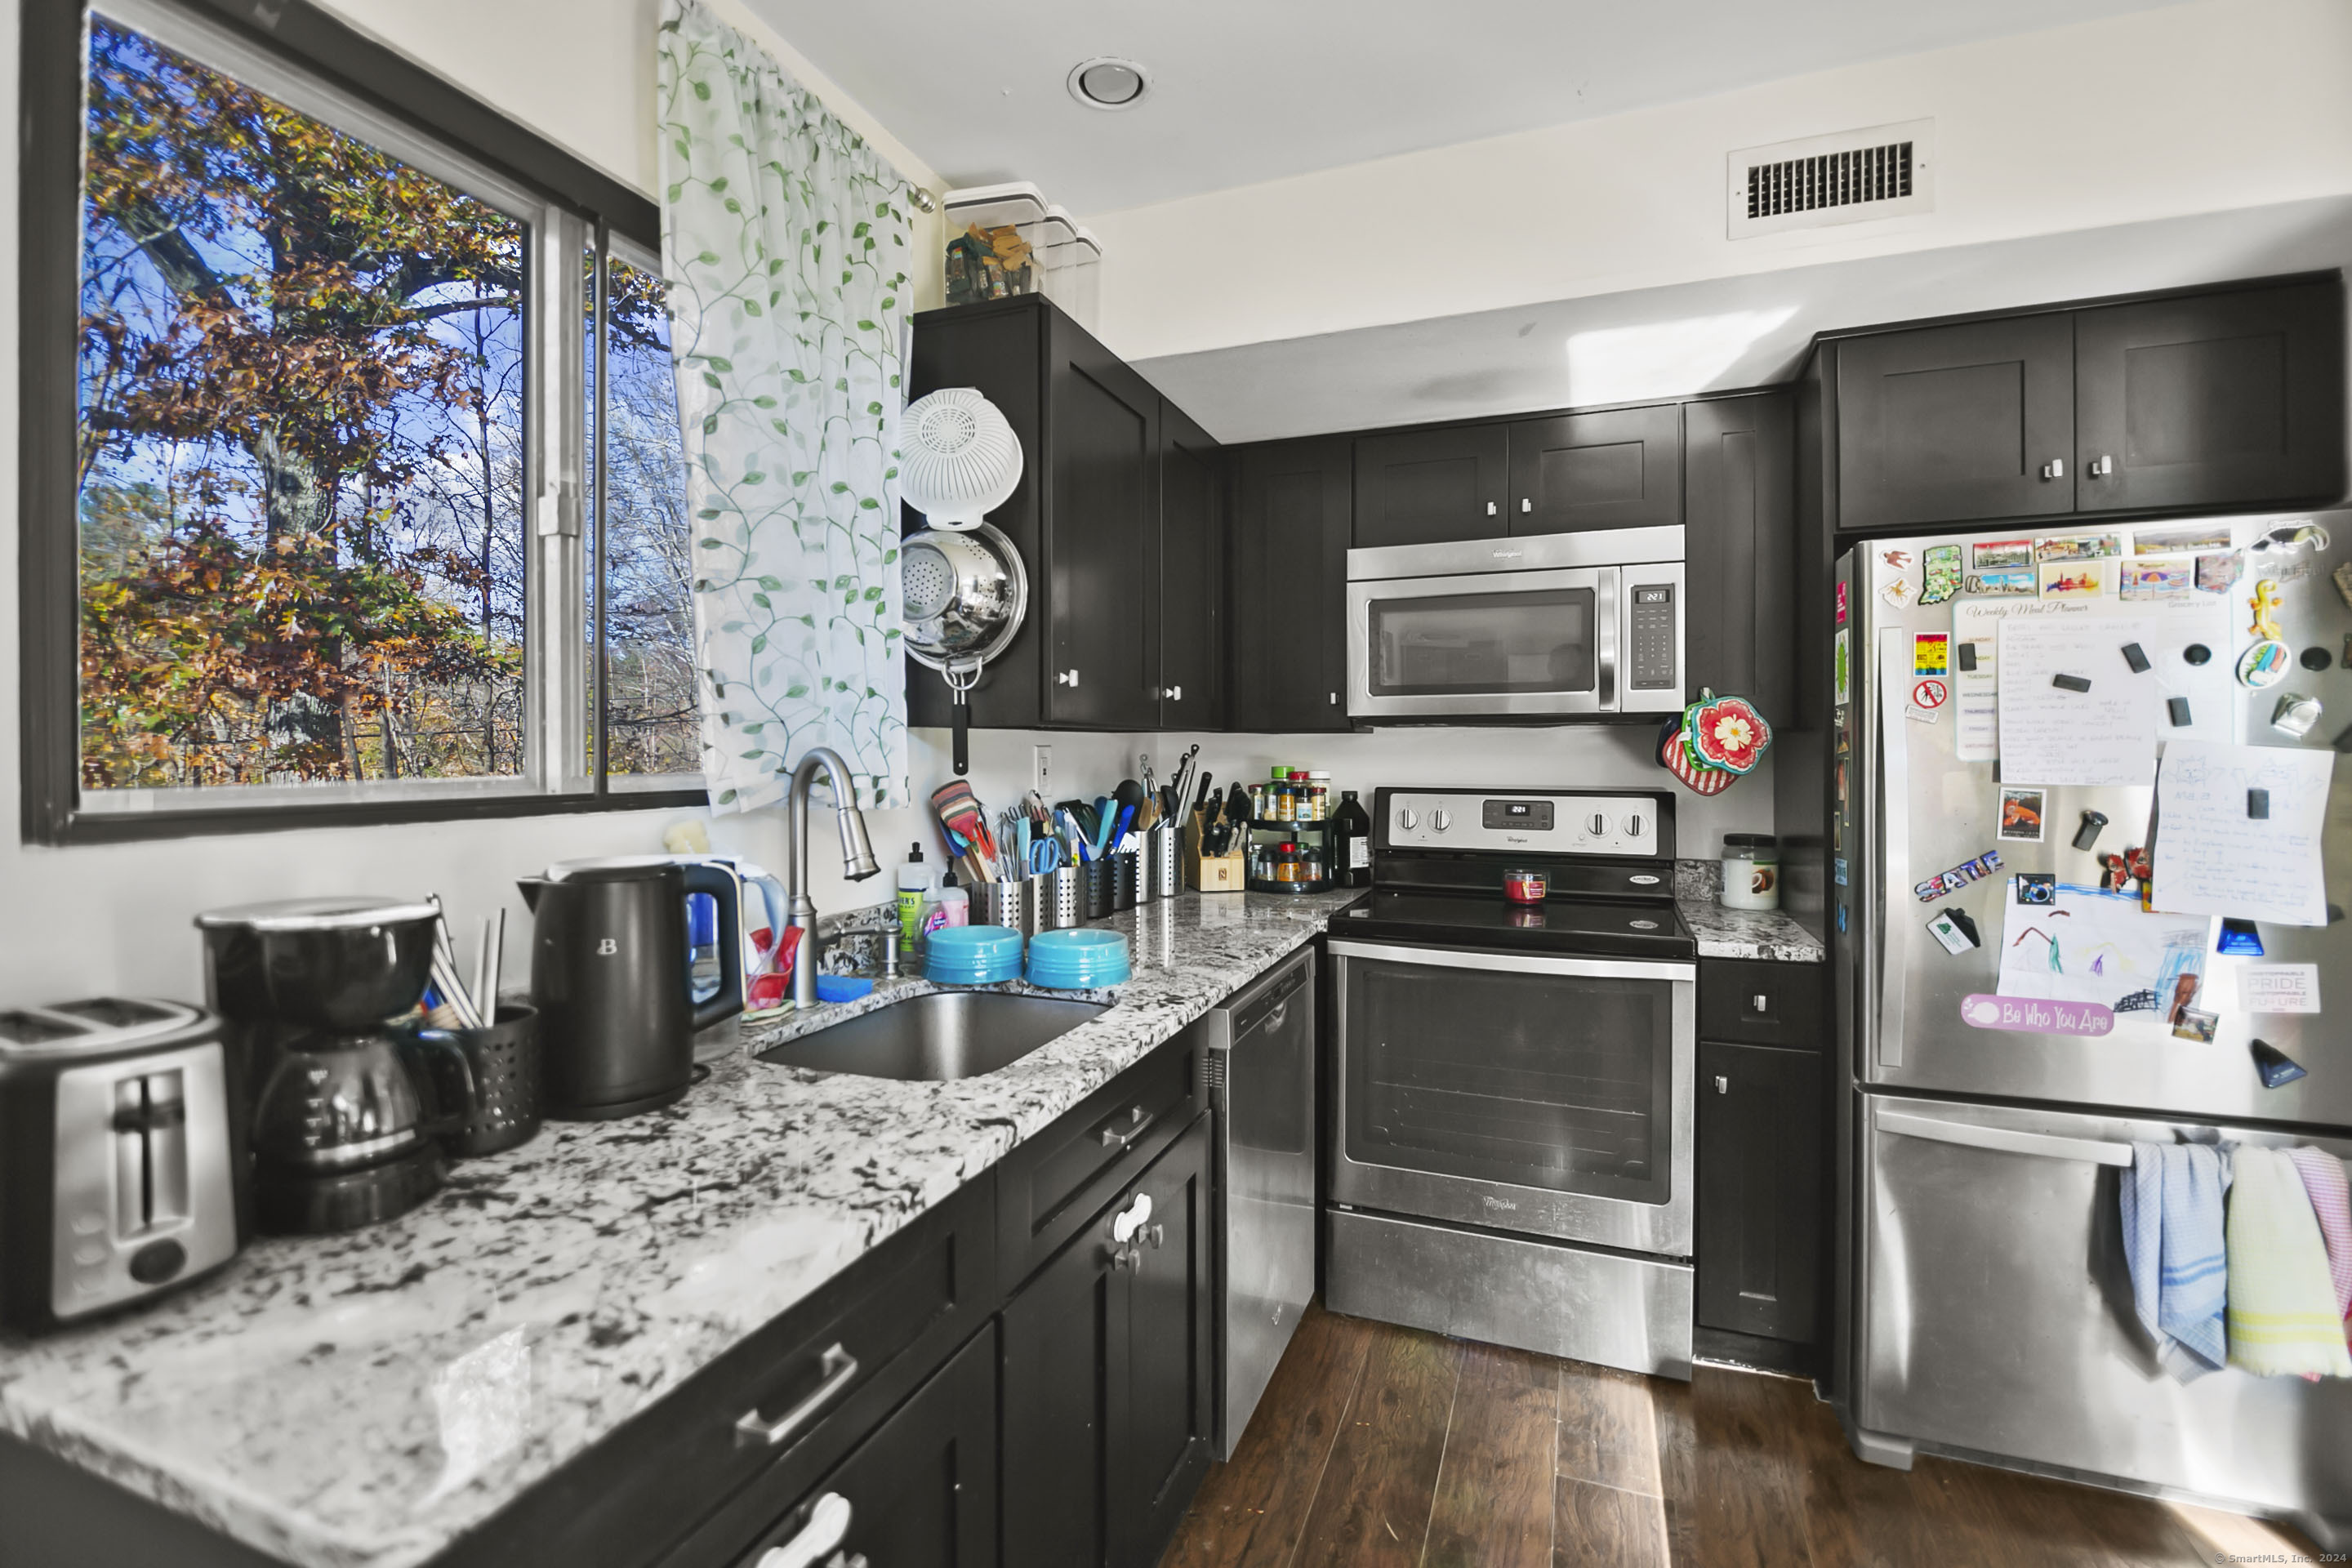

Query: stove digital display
[1481,800,1555,831]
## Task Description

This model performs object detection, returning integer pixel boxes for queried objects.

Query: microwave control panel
[1383,791,1662,858]
[1627,582,1678,690]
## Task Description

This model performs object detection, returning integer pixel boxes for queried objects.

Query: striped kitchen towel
[2226,1147,2352,1379]
[2284,1147,2352,1328]
[2120,1141,2230,1378]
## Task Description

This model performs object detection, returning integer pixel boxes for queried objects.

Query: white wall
[1083,0,2352,364]
[0,0,960,1007]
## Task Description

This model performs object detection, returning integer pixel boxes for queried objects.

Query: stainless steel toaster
[0,998,241,1329]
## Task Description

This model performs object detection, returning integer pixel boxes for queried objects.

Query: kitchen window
[20,0,703,842]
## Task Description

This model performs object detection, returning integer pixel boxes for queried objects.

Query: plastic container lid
[1722,833,1780,854]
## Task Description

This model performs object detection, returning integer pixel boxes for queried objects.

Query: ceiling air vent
[1727,119,1933,238]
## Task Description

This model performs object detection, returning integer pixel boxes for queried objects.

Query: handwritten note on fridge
[1996,617,2163,786]
[2152,740,2336,925]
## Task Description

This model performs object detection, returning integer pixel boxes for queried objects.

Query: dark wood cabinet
[1045,316,1162,728]
[2074,279,2345,514]
[1351,423,1508,549]
[1684,393,1793,714]
[1508,404,1682,534]
[1230,436,1352,732]
[1834,313,2077,530]
[1002,1113,1214,1568]
[719,1326,998,1568]
[1156,399,1223,729]
[1696,1039,1823,1347]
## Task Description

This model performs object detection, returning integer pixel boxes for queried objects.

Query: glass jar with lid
[1720,832,1780,910]
[1307,772,1330,822]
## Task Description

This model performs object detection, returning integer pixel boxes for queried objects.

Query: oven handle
[1325,939,1693,984]
[1597,567,1619,710]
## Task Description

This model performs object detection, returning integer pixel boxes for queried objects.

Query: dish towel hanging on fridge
[2225,1147,2352,1379]
[2284,1147,2352,1331]
[2121,1141,2230,1379]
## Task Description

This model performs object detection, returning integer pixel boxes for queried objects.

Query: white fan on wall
[901,387,1022,528]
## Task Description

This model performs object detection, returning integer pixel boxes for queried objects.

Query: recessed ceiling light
[1067,56,1150,111]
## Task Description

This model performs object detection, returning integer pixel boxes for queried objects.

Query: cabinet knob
[2089,454,2114,477]
[1521,498,1532,513]
[1329,691,1339,706]
[1162,684,1182,700]
[1486,501,1498,516]
[1714,1075,1730,1094]
[1057,668,1080,687]
[1752,993,1770,1013]
[2040,458,2065,479]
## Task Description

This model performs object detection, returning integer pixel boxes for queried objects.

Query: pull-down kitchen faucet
[784,746,881,1008]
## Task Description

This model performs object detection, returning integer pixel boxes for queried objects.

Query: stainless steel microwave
[1345,526,1686,720]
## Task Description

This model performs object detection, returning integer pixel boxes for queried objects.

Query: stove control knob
[1623,812,1646,838]
[1431,809,1452,833]
[1586,812,1610,837]
[1399,808,1419,831]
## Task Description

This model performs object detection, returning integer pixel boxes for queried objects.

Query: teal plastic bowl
[1026,928,1132,989]
[924,924,1024,985]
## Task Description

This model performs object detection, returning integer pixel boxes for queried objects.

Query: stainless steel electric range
[1323,786,1697,1379]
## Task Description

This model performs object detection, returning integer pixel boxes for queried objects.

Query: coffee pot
[517,858,743,1119]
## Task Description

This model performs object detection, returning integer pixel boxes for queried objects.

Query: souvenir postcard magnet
[2038,560,2105,599]
[2036,533,2123,563]
[1965,569,2037,598]
[2197,551,2244,593]
[1998,787,2047,843]
[1918,545,1962,607]
[2134,524,2234,555]
[1971,539,2034,569]
[2119,559,2190,603]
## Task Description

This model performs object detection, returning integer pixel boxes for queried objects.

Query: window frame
[19,0,704,844]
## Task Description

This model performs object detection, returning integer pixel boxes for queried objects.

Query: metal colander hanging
[902,522,1027,776]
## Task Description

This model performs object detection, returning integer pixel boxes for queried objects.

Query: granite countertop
[1677,861,1827,964]
[0,889,1361,1568]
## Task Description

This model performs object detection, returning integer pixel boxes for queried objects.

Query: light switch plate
[1032,744,1052,796]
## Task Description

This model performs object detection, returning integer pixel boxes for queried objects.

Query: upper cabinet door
[1232,438,1353,732]
[1351,424,1508,549]
[1684,393,1793,715]
[1508,404,1682,535]
[1836,314,2075,529]
[1045,318,1160,729]
[2074,280,2346,514]
[1156,401,1223,732]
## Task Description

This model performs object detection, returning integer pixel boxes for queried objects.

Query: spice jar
[1272,843,1304,884]
[1307,772,1330,822]
[1720,833,1780,911]
[1275,781,1296,822]
[1303,844,1325,884]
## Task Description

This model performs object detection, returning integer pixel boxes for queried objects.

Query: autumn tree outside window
[20,0,705,840]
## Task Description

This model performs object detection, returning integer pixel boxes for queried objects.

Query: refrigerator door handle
[1877,1106,2134,1167]
[1874,627,1912,1070]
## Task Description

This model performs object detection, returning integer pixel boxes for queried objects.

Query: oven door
[1327,939,1695,1256]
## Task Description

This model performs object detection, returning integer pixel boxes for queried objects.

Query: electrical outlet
[1032,744,1052,796]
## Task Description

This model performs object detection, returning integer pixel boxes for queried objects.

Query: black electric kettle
[518,858,743,1119]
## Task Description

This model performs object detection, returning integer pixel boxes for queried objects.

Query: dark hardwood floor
[1160,1303,2315,1568]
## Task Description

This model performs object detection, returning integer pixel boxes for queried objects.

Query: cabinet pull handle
[1107,1242,1143,1272]
[1521,497,1532,513]
[1162,684,1183,701]
[1751,993,1770,1013]
[1329,691,1339,706]
[755,1492,853,1568]
[1486,501,1498,515]
[2089,454,2114,477]
[1098,1104,1152,1152]
[1143,1222,1165,1250]
[735,1343,859,1448]
[2040,458,2065,479]
[1111,1190,1155,1242]
[1057,668,1080,687]
[1714,1075,1730,1094]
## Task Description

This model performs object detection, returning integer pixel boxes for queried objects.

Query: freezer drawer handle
[735,1343,859,1447]
[755,1492,852,1568]
[1878,1107,2132,1166]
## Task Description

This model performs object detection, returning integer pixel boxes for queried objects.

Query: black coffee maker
[198,897,479,1234]
[518,858,744,1119]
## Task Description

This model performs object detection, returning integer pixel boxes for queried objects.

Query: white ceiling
[747,0,2181,214]
[1131,196,2352,443]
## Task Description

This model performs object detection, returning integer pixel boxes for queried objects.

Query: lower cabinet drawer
[719,1325,999,1568]
[995,1025,1205,1288]
[1698,957,1827,1049]
[448,1174,996,1568]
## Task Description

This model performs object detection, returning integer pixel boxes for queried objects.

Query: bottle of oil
[1330,790,1374,889]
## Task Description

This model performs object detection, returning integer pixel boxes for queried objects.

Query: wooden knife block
[1183,816,1245,893]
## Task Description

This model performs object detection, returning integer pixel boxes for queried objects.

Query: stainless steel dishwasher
[1203,945,1316,1459]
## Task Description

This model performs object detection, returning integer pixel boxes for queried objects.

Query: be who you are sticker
[1961,994,2116,1036]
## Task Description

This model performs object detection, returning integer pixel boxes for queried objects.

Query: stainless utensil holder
[1145,823,1178,900]
[982,880,1026,933]
[1082,861,1115,920]
[1111,851,1139,911]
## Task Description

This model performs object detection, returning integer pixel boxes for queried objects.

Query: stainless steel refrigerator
[1833,507,2352,1544]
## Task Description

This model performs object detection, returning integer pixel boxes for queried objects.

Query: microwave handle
[1596,568,1619,710]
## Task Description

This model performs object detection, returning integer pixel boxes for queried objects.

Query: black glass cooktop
[1330,889,1695,960]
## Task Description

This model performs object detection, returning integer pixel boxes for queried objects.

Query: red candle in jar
[1502,868,1548,905]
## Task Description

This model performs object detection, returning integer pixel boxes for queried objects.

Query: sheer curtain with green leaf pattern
[655,0,911,810]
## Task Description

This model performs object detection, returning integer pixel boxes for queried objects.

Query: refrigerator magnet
[2035,533,2123,563]
[1998,787,2047,842]
[1906,678,1947,724]
[1918,545,1962,607]
[2119,643,2151,674]
[1972,538,2034,569]
[2271,693,2322,737]
[2237,640,2291,688]
[1833,630,1850,705]
[1960,994,2115,1036]
[2051,673,2093,693]
[1836,579,1849,625]
[2216,918,2264,956]
[2251,1038,2309,1089]
[2170,1007,2219,1044]
[2195,551,2243,593]
[2013,872,2057,906]
[1880,577,1915,609]
[1833,856,1848,887]
[1913,633,1949,675]
[1914,849,2003,902]
[1964,569,2036,598]
[2038,561,2106,599]
[2071,809,2109,851]
[1926,905,1980,955]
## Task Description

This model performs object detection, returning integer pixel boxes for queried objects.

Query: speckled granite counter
[1677,861,1827,964]
[0,889,1361,1568]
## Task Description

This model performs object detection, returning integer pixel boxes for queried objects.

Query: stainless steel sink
[755,991,1111,1081]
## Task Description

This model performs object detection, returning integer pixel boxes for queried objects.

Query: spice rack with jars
[1245,765,1337,894]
